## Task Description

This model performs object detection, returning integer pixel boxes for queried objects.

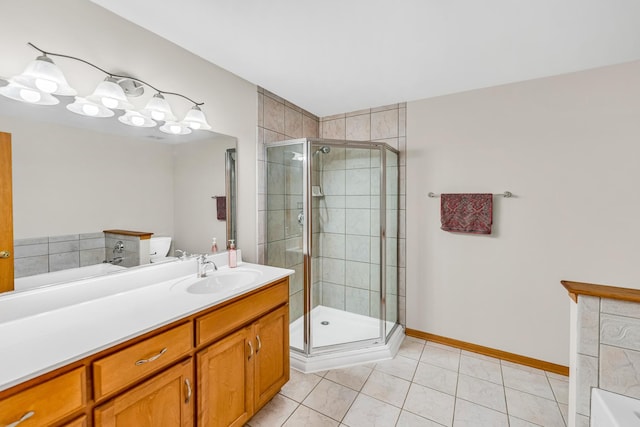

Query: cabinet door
[94,359,194,427]
[197,326,253,427]
[254,304,289,409]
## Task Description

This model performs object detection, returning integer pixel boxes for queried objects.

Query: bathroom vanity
[0,256,292,427]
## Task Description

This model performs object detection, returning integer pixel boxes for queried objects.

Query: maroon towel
[441,193,493,234]
[216,196,226,221]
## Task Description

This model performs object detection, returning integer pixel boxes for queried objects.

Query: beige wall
[1,116,175,238]
[1,0,257,260]
[406,60,640,365]
[173,136,237,254]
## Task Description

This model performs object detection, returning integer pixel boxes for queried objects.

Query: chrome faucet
[175,249,188,260]
[197,254,218,278]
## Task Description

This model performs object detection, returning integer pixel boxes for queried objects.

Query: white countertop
[0,255,293,392]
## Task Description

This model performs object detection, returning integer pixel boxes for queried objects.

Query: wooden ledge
[561,280,640,304]
[103,230,154,240]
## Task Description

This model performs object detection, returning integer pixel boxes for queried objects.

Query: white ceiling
[91,0,640,117]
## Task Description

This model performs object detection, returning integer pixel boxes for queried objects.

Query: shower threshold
[289,305,404,373]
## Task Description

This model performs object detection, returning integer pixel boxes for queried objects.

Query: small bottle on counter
[211,237,218,254]
[228,240,237,268]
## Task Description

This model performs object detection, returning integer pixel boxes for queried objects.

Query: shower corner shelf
[311,185,324,197]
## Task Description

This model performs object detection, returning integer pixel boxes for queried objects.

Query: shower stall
[264,138,403,372]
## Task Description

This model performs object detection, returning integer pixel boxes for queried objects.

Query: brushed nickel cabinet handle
[256,335,262,353]
[185,378,192,404]
[7,411,35,427]
[248,341,254,359]
[135,347,168,365]
[0,250,10,259]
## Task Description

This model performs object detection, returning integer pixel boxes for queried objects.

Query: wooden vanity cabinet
[0,277,289,427]
[0,366,87,427]
[94,359,194,427]
[196,281,290,427]
[197,326,254,427]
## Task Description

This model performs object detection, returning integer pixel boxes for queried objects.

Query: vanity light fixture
[141,93,176,122]
[66,97,114,117]
[0,42,212,134]
[159,121,192,135]
[181,105,212,130]
[118,110,157,127]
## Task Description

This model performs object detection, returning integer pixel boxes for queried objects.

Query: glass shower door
[265,142,306,353]
[385,148,399,339]
[310,142,384,353]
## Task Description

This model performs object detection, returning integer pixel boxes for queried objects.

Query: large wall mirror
[0,96,237,293]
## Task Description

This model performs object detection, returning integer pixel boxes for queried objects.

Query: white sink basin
[175,268,264,295]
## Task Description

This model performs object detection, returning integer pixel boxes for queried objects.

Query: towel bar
[428,191,512,198]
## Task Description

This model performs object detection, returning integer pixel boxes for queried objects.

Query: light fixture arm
[27,42,204,106]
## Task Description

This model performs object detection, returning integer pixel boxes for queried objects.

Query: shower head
[313,146,331,155]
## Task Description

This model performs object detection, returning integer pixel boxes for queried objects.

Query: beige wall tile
[285,106,303,138]
[399,107,406,137]
[577,295,600,357]
[322,112,346,122]
[600,344,640,399]
[371,109,399,140]
[346,108,371,117]
[302,114,319,138]
[258,92,264,127]
[322,118,346,139]
[372,104,399,113]
[576,353,598,416]
[601,298,640,318]
[264,95,285,134]
[601,313,640,352]
[346,114,371,141]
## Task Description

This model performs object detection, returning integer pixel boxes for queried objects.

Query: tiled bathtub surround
[571,294,640,426]
[103,231,142,268]
[14,232,106,278]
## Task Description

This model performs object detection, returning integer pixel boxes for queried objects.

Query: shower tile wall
[319,104,406,326]
[257,87,320,323]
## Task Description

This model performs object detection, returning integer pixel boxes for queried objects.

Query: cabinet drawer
[0,367,86,427]
[196,278,288,346]
[93,322,192,400]
[64,415,87,427]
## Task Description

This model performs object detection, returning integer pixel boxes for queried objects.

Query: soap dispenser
[211,237,218,254]
[228,240,237,268]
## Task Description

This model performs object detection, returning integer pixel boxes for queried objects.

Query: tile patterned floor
[246,336,569,427]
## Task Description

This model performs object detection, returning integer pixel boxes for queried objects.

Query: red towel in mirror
[216,196,226,221]
[441,193,492,234]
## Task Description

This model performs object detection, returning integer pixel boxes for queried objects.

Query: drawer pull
[135,347,168,366]
[248,341,254,360]
[185,378,192,404]
[256,335,262,353]
[7,411,35,427]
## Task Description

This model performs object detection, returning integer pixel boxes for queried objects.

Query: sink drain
[320,321,330,325]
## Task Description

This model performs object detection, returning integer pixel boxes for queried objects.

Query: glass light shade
[141,93,176,122]
[159,121,192,135]
[0,81,59,105]
[180,105,212,130]
[118,110,157,127]
[66,97,114,118]
[11,55,77,96]
[86,78,133,110]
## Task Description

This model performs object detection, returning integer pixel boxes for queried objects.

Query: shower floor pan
[290,305,404,373]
